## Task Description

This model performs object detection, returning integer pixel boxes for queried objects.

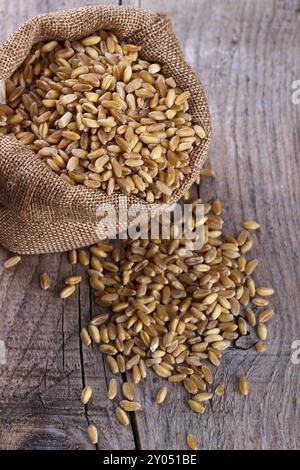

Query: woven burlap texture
[0,5,211,254]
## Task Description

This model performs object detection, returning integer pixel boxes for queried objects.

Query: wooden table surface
[0,0,299,450]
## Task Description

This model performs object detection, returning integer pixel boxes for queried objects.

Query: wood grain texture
[0,0,135,451]
[0,0,300,450]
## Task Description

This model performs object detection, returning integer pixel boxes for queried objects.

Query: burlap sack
[0,5,211,254]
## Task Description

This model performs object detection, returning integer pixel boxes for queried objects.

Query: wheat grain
[183,378,198,394]
[89,324,101,344]
[90,314,109,326]
[122,382,135,401]
[4,255,21,268]
[258,309,273,323]
[68,249,77,265]
[155,386,168,404]
[245,308,256,327]
[200,168,215,177]
[64,276,81,287]
[120,400,141,411]
[2,32,205,202]
[245,259,258,275]
[78,250,90,266]
[243,221,260,230]
[115,407,129,426]
[252,297,268,307]
[256,287,274,297]
[68,176,274,425]
[81,385,93,404]
[214,383,225,396]
[108,378,118,400]
[107,356,119,374]
[87,424,98,444]
[257,323,267,341]
[59,285,76,299]
[80,327,91,346]
[193,392,212,402]
[188,399,205,414]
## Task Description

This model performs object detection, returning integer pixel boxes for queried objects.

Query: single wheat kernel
[200,168,215,177]
[255,342,266,353]
[3,33,201,202]
[243,221,260,230]
[257,323,267,341]
[87,424,98,444]
[215,384,225,396]
[80,328,91,346]
[64,275,82,286]
[188,399,205,414]
[155,387,168,404]
[120,400,141,411]
[115,407,129,426]
[256,287,274,296]
[81,385,93,404]
[122,382,135,401]
[59,285,76,299]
